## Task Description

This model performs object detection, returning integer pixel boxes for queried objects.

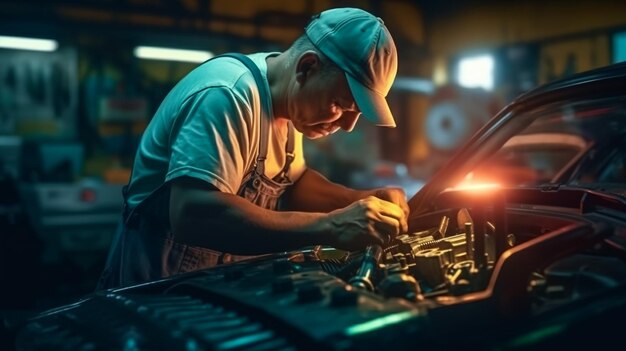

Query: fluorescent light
[0,35,58,52]
[457,54,494,91]
[134,46,213,63]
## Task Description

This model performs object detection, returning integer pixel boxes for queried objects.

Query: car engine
[13,188,626,350]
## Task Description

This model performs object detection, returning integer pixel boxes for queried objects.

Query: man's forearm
[282,168,409,231]
[170,186,331,255]
[283,168,368,212]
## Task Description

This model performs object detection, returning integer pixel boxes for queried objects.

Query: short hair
[289,34,342,77]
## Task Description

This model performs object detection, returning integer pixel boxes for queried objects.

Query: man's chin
[304,131,327,140]
[305,124,343,139]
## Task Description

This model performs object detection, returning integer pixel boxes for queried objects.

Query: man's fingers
[375,201,408,234]
[374,214,401,237]
[373,188,410,227]
[401,203,410,218]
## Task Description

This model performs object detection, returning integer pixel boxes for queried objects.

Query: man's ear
[295,51,321,85]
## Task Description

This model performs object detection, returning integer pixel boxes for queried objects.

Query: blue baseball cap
[305,7,398,127]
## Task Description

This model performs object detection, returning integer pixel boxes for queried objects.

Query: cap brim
[345,73,396,128]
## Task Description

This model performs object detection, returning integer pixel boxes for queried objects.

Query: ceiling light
[0,35,58,52]
[134,46,213,63]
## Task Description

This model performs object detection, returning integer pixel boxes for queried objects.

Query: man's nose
[338,111,360,132]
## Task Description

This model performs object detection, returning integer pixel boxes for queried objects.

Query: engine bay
[15,187,626,350]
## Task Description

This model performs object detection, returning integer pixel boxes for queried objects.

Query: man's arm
[169,176,406,254]
[283,168,409,231]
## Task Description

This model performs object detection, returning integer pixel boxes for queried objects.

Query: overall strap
[218,53,272,175]
[219,53,295,179]
[273,124,295,183]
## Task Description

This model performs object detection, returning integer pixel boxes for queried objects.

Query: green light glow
[345,311,416,336]
[506,324,567,348]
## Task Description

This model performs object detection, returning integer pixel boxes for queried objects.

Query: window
[456,54,495,91]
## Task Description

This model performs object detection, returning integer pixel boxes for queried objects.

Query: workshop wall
[0,0,427,184]
[405,0,626,179]
[427,0,626,85]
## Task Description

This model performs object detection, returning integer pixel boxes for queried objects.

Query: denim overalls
[97,54,295,289]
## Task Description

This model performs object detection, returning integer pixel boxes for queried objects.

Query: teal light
[218,331,273,349]
[186,339,201,351]
[345,311,416,336]
[123,337,138,351]
[614,31,626,63]
[503,324,567,349]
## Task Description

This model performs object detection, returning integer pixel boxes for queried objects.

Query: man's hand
[325,196,406,251]
[372,187,409,232]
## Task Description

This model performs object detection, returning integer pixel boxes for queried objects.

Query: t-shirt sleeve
[165,86,254,194]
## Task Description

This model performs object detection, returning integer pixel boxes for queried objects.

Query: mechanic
[98,7,409,289]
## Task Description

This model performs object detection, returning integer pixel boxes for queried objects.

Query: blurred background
[1,0,626,315]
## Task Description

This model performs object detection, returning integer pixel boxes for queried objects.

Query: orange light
[452,182,501,192]
[456,171,503,190]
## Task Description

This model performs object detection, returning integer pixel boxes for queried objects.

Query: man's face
[287,55,362,139]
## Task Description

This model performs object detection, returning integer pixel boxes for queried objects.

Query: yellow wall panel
[428,0,626,83]
[538,35,610,84]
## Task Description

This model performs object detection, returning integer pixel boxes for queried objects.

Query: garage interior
[1,0,626,327]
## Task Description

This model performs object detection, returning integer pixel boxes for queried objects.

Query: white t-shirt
[126,52,306,210]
